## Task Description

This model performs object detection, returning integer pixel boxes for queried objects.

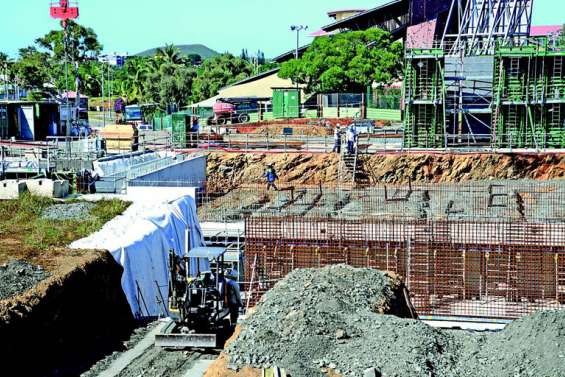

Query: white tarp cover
[70,196,209,317]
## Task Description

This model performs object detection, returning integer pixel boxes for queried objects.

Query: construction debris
[226,265,565,377]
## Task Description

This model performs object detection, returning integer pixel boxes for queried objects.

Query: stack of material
[225,264,565,377]
[99,124,135,153]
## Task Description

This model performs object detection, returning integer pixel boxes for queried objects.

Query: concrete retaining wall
[0,180,27,199]
[26,179,69,198]
[128,155,207,188]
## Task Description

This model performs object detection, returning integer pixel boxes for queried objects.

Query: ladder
[339,149,358,184]
[508,58,522,101]
[418,60,430,100]
[553,56,563,99]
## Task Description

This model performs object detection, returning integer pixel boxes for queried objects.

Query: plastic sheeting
[70,196,209,317]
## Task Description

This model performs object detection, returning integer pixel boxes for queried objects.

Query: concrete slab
[96,320,170,377]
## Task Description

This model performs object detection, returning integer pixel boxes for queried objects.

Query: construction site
[1,0,565,377]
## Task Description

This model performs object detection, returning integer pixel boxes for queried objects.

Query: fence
[243,216,565,320]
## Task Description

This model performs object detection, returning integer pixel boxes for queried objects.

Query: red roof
[309,29,331,37]
[530,25,562,37]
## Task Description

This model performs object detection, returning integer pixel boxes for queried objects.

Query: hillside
[134,44,220,59]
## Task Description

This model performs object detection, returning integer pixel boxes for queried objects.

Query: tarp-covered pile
[70,196,208,317]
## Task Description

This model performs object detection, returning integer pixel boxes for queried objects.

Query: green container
[172,113,188,133]
[152,116,162,131]
[272,88,300,118]
[162,115,173,130]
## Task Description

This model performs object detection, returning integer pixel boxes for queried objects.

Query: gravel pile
[452,310,565,377]
[227,265,459,377]
[0,260,50,300]
[227,265,565,377]
[41,202,95,221]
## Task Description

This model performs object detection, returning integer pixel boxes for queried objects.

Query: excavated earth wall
[0,249,134,377]
[206,152,565,191]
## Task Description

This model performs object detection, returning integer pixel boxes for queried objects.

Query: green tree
[13,47,52,95]
[35,20,102,63]
[155,44,187,65]
[191,54,253,102]
[279,29,403,94]
[144,61,196,108]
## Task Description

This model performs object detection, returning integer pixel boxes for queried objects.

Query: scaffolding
[493,39,565,148]
[403,48,447,148]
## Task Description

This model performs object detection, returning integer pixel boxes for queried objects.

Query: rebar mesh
[243,216,565,319]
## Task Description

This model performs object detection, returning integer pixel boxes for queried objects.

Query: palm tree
[0,53,10,99]
[155,44,187,65]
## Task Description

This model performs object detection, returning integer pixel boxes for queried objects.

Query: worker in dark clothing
[225,269,242,325]
[114,97,125,124]
[264,163,279,191]
[332,125,342,153]
[131,124,139,152]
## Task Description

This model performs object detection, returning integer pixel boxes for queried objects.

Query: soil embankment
[0,249,134,377]
[206,152,565,191]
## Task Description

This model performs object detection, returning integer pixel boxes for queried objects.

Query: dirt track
[206,152,565,191]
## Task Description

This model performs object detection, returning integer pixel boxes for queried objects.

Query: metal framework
[243,216,565,320]
[403,48,447,148]
[493,39,565,148]
[442,0,533,56]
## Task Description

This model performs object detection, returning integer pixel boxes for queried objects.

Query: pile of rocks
[0,260,50,300]
[227,265,453,377]
[227,264,565,377]
[41,202,95,221]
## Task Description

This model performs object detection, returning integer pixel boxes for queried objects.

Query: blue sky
[1,0,562,58]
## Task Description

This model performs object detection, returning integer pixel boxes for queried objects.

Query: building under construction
[198,180,565,322]
[402,0,565,149]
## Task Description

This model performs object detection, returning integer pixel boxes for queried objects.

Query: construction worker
[114,97,125,124]
[264,163,279,191]
[332,124,342,153]
[346,125,357,155]
[225,269,242,326]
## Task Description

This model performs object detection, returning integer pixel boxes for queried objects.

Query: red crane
[49,1,80,136]
[50,1,79,27]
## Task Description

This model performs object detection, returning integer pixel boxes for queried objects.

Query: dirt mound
[205,152,565,191]
[0,260,50,300]
[221,265,565,377]
[0,249,134,377]
[226,265,419,377]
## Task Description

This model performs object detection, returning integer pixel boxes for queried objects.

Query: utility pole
[290,25,308,91]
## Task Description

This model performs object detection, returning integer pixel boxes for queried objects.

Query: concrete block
[26,179,69,198]
[0,180,27,200]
